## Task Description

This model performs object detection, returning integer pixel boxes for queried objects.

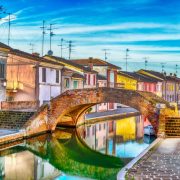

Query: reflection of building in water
[83,115,144,158]
[84,120,116,155]
[0,151,60,179]
[116,117,136,141]
[136,116,144,139]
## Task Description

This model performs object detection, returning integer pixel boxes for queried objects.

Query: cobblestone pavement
[127,138,180,180]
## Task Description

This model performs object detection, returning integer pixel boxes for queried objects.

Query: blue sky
[1,0,180,73]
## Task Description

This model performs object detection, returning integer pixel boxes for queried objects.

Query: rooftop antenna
[175,64,178,75]
[125,48,130,72]
[67,40,75,59]
[161,63,165,73]
[102,49,110,61]
[58,38,64,58]
[47,23,56,55]
[29,43,34,53]
[40,20,46,56]
[143,57,149,70]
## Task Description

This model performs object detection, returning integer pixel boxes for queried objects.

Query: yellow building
[117,71,137,90]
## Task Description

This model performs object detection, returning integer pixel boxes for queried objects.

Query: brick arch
[47,87,168,133]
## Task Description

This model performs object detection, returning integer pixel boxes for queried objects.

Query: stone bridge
[24,87,174,137]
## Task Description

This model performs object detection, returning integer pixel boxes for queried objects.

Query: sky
[1,0,180,74]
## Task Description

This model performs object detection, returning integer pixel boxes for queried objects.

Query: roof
[119,71,161,83]
[71,58,121,70]
[0,42,11,50]
[44,55,97,73]
[97,74,107,81]
[10,49,64,67]
[138,69,166,80]
[72,73,85,79]
[139,69,180,82]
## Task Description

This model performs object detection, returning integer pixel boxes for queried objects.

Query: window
[56,70,59,83]
[73,80,78,89]
[99,124,101,131]
[65,78,70,88]
[88,74,90,85]
[42,68,46,82]
[92,126,95,135]
[0,63,5,78]
[110,72,114,82]
[93,74,96,85]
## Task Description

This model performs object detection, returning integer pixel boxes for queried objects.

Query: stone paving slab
[127,138,180,180]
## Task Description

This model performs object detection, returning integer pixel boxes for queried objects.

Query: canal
[0,115,155,180]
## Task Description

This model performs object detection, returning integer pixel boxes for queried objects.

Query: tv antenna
[67,40,75,59]
[29,43,35,53]
[58,38,65,58]
[47,23,56,55]
[102,49,110,61]
[161,63,166,73]
[143,57,149,70]
[124,49,130,72]
[40,20,46,56]
[175,64,178,75]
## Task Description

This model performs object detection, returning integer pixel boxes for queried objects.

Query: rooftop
[119,71,161,83]
[10,49,64,67]
[44,55,97,73]
[0,42,11,50]
[71,58,121,70]
[139,69,180,82]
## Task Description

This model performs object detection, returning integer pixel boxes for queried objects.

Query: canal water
[0,115,155,180]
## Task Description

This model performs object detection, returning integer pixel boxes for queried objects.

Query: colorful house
[44,55,97,92]
[117,71,138,90]
[71,57,121,88]
[0,43,11,101]
[5,49,64,107]
[138,69,180,103]
[117,71,163,96]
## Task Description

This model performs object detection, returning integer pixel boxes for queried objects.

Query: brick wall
[1,101,39,110]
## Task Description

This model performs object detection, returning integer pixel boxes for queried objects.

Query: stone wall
[1,101,39,110]
[0,111,34,129]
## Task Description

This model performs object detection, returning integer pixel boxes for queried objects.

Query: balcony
[6,81,24,92]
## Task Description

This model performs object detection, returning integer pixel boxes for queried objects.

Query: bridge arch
[47,87,169,133]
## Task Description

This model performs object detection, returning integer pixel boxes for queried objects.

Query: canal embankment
[0,110,35,145]
[85,107,140,124]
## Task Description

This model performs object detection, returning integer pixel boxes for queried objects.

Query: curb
[117,138,162,180]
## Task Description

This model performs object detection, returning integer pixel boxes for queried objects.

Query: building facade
[138,69,180,104]
[71,58,121,88]
[6,49,63,106]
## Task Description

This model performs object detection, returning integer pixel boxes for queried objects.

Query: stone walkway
[127,138,180,180]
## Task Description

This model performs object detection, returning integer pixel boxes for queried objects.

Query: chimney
[32,52,40,57]
[88,57,93,70]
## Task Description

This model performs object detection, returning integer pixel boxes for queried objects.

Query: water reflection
[78,116,155,163]
[0,115,155,180]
